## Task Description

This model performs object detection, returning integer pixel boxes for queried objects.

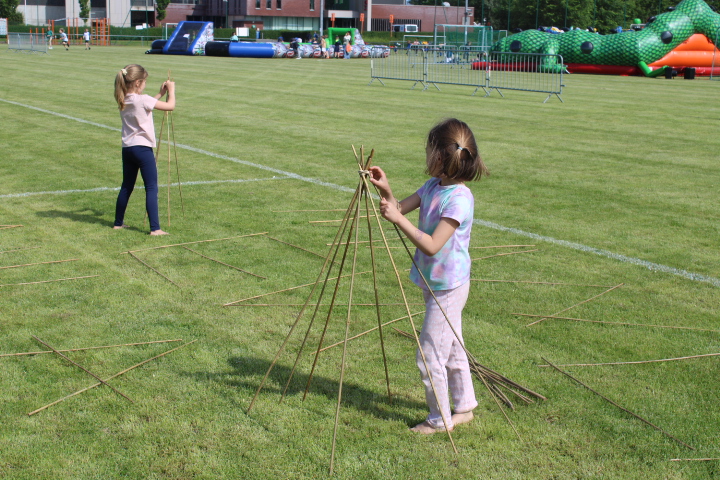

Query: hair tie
[121,68,128,76]
[457,145,464,151]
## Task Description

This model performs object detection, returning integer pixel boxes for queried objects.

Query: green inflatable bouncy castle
[491,0,720,76]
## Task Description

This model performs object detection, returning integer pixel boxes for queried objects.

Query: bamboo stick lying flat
[128,252,179,288]
[515,313,719,333]
[0,258,78,270]
[670,458,720,462]
[32,336,133,403]
[0,275,99,288]
[0,246,41,254]
[223,270,372,305]
[471,249,538,262]
[0,225,23,229]
[472,279,616,288]
[28,340,197,416]
[263,235,324,259]
[538,352,720,368]
[525,284,624,327]
[181,246,266,279]
[120,232,268,254]
[543,357,694,450]
[228,303,425,307]
[0,339,183,358]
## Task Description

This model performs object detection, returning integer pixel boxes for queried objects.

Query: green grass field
[1,46,719,479]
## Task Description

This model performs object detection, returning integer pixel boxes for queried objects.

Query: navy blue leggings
[114,146,160,231]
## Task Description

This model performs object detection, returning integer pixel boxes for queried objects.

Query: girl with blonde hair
[113,64,175,235]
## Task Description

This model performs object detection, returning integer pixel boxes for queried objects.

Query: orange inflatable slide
[649,33,720,75]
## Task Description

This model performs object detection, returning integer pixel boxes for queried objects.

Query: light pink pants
[416,281,477,429]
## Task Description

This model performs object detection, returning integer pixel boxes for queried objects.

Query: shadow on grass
[192,355,427,425]
[36,208,142,231]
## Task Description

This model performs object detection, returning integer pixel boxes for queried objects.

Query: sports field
[1,46,719,479]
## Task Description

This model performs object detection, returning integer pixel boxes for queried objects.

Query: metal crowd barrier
[370,46,565,103]
[8,33,48,54]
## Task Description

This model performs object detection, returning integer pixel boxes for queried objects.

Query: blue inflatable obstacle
[205,41,275,58]
[146,21,214,55]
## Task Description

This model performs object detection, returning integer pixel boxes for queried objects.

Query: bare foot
[451,411,474,426]
[410,421,452,434]
[113,224,129,229]
[150,229,169,236]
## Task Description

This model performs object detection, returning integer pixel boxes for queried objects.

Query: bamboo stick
[515,313,719,333]
[472,279,616,288]
[32,336,133,403]
[169,100,185,217]
[525,284,624,327]
[181,246,266,279]
[247,181,365,413]
[0,339,183,358]
[0,246,41,254]
[315,312,425,354]
[0,258,78,270]
[272,209,348,213]
[471,249,538,262]
[0,275,99,288]
[537,352,720,368]
[310,215,377,224]
[28,340,196,416]
[0,225,23,229]
[327,237,402,246]
[670,458,720,462]
[228,303,425,307]
[263,235,324,258]
[542,357,694,450]
[128,251,180,288]
[223,270,372,305]
[121,232,269,254]
[363,175,458,453]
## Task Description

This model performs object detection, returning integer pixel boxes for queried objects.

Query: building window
[266,0,271,8]
[309,0,314,9]
[256,0,260,8]
[276,0,281,8]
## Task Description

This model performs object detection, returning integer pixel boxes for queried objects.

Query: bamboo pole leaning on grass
[28,340,196,416]
[32,336,134,404]
[0,258,78,270]
[0,339,183,358]
[542,357,695,450]
[0,225,23,229]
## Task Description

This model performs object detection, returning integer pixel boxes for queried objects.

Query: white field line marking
[2,97,719,288]
[0,177,288,199]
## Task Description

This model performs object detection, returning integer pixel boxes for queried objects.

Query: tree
[0,0,24,23]
[156,0,170,22]
[79,0,90,23]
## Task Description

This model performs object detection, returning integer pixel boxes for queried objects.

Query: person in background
[59,28,69,50]
[83,28,91,50]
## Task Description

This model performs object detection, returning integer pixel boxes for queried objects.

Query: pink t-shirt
[120,93,158,148]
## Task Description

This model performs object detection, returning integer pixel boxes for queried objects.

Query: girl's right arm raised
[154,81,175,111]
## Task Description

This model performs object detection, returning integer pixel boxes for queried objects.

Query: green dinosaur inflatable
[491,0,720,76]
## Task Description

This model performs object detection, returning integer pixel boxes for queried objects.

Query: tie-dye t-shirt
[409,177,474,291]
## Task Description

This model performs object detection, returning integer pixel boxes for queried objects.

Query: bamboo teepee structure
[246,147,544,474]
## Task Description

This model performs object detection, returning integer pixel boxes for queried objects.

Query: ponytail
[425,118,489,181]
[114,64,148,111]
